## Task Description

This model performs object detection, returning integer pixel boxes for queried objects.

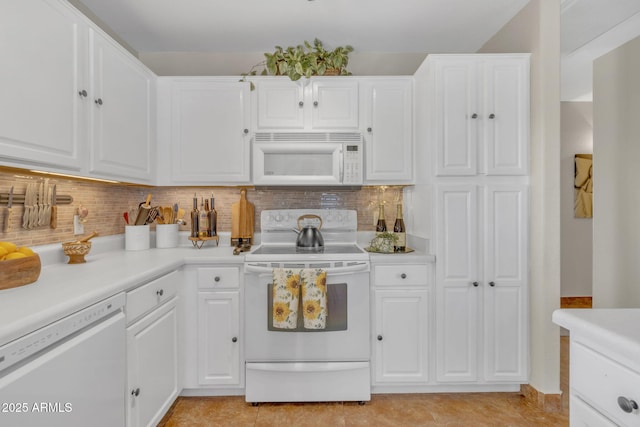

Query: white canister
[125,225,150,251]
[156,224,179,248]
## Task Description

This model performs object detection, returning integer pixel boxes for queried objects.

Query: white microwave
[252,132,363,186]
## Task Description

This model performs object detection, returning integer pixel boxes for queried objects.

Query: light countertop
[553,308,640,369]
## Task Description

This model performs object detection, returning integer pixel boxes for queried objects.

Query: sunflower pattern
[272,269,300,329]
[300,269,327,329]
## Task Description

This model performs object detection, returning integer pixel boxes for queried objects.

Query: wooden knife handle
[50,206,57,229]
[3,207,10,232]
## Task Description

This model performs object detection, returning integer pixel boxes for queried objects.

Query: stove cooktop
[249,244,365,256]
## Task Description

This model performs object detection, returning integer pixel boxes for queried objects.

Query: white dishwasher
[0,293,126,427]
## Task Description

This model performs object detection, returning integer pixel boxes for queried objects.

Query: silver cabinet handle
[489,281,495,287]
[299,101,304,107]
[489,113,495,119]
[618,396,638,413]
[232,336,238,343]
[156,289,164,296]
[78,90,87,98]
[400,273,407,279]
[472,281,479,287]
[471,113,478,119]
[243,128,249,134]
[131,388,140,397]
[313,101,318,107]
[94,98,103,106]
[377,335,383,341]
[214,276,221,282]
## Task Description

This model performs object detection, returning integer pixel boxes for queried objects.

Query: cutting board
[231,189,254,241]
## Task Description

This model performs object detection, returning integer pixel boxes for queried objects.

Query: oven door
[244,262,370,362]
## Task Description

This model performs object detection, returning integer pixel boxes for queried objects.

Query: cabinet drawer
[572,341,640,425]
[127,270,179,323]
[374,265,428,286]
[197,267,240,289]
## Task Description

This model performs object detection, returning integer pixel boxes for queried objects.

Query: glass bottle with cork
[199,198,210,237]
[376,203,387,234]
[393,203,406,252]
[190,194,199,238]
[208,196,217,237]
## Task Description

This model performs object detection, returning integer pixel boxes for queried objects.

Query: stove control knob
[275,214,283,222]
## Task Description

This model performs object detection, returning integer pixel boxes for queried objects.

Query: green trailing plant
[240,39,354,89]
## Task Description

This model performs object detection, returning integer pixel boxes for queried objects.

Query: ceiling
[73,0,640,101]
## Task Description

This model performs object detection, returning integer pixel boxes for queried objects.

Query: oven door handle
[244,262,370,276]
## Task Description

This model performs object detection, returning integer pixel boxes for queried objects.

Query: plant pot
[323,68,340,76]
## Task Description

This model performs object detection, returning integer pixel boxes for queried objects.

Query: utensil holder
[156,224,179,248]
[125,225,150,251]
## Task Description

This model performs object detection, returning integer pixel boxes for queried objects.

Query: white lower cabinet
[435,183,528,385]
[372,263,432,387]
[126,271,179,427]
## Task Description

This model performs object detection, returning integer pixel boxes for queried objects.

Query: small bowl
[62,241,92,264]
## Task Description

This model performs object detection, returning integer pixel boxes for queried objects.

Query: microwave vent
[253,132,362,144]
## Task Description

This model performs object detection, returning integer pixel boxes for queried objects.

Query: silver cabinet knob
[618,396,638,413]
[400,273,407,279]
[78,90,87,98]
[299,101,304,107]
[243,128,249,134]
[471,113,478,119]
[214,276,221,282]
[94,98,103,106]
[377,335,383,341]
[313,101,318,107]
[232,336,238,343]
[367,127,372,132]
[472,281,479,287]
[489,281,495,287]
[131,388,140,397]
[489,113,495,119]
[156,289,164,296]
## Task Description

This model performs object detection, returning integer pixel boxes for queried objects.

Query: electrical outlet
[73,215,84,235]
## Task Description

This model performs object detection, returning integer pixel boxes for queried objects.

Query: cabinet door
[256,79,305,129]
[311,80,359,129]
[127,300,178,427]
[0,0,84,171]
[435,184,479,382]
[170,80,251,183]
[361,79,413,183]
[483,58,529,175]
[483,185,528,382]
[198,291,241,386]
[570,396,618,427]
[89,28,154,182]
[432,58,478,176]
[374,289,429,384]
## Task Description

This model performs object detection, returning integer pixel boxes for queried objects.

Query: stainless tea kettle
[292,214,324,248]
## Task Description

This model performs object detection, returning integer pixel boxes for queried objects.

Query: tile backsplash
[0,168,404,247]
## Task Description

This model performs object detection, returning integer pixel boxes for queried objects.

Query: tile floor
[158,337,570,427]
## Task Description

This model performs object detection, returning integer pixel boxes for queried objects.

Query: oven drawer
[374,265,429,286]
[197,267,240,289]
[126,270,178,324]
[571,340,640,425]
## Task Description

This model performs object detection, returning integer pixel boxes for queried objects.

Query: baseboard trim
[521,384,563,412]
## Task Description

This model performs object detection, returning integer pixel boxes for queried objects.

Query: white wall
[479,0,562,396]
[560,102,593,297]
[593,35,640,308]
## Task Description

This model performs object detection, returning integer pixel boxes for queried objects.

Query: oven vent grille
[253,132,362,144]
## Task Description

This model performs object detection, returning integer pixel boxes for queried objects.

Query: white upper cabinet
[360,78,413,183]
[0,0,84,172]
[253,78,358,130]
[158,78,251,185]
[88,28,155,183]
[428,55,529,177]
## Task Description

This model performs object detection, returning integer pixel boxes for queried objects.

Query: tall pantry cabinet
[426,54,530,388]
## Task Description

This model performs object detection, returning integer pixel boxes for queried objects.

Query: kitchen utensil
[22,183,33,229]
[29,182,39,228]
[134,193,152,225]
[76,230,99,243]
[4,186,13,232]
[44,180,51,226]
[173,203,179,223]
[50,184,57,229]
[163,206,173,224]
[292,214,324,249]
[231,188,254,248]
[61,241,91,264]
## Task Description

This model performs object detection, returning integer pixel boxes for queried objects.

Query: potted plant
[241,39,354,88]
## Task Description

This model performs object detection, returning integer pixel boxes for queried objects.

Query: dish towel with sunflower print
[272,268,301,329]
[300,268,328,329]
